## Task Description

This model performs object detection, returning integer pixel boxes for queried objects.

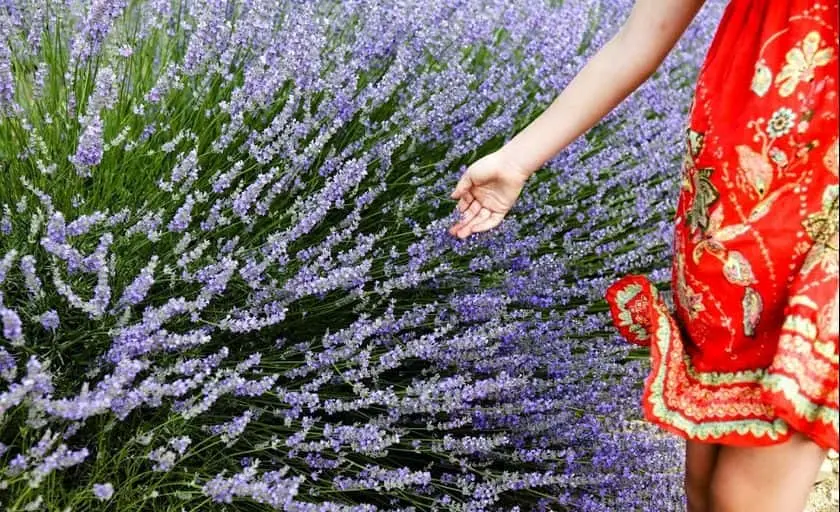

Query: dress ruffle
[606,275,838,451]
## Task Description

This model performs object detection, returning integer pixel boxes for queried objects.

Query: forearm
[501,0,705,176]
[500,32,658,175]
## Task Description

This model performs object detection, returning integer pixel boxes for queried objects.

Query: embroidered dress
[606,0,839,450]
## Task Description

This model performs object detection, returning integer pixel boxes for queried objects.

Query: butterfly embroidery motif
[775,31,835,97]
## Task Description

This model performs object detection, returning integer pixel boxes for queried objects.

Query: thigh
[709,432,827,512]
[685,440,720,512]
[686,439,720,488]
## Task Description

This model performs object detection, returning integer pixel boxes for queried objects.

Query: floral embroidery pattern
[767,107,797,138]
[608,1,839,451]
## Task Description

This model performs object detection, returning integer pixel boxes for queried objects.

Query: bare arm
[500,0,707,177]
[449,0,707,238]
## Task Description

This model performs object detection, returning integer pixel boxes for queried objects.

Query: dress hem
[606,274,839,452]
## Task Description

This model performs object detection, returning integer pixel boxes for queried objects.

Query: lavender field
[0,0,720,510]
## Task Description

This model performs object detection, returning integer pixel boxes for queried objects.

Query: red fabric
[607,0,839,450]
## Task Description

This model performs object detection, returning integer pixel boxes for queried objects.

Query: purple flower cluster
[93,482,114,501]
[0,0,723,510]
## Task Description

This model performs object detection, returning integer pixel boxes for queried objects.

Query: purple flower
[20,255,44,298]
[67,211,108,237]
[148,446,177,472]
[39,310,60,331]
[0,347,16,381]
[85,67,118,118]
[45,212,67,244]
[118,256,159,307]
[69,115,104,176]
[70,0,128,63]
[168,194,196,233]
[168,436,192,455]
[29,444,90,488]
[207,409,255,445]
[0,27,17,115]
[0,249,17,285]
[1,307,23,344]
[0,205,11,235]
[92,482,114,501]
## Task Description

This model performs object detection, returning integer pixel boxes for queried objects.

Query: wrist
[497,145,537,181]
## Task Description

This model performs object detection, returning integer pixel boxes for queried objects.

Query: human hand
[448,150,530,239]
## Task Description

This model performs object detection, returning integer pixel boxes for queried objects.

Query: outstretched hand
[448,151,530,239]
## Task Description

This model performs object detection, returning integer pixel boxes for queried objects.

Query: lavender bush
[0,0,721,510]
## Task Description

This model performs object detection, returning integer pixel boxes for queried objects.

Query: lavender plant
[0,0,720,510]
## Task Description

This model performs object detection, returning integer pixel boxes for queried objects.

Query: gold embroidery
[782,315,818,339]
[790,295,819,309]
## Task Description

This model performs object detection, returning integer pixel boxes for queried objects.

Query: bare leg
[685,440,720,512]
[709,432,827,512]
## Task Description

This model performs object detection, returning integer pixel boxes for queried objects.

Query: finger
[450,173,473,199]
[460,200,481,224]
[456,207,491,239]
[457,197,469,213]
[456,207,491,238]
[456,191,474,213]
[449,200,480,235]
[467,211,505,234]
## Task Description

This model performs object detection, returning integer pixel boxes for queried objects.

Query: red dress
[607,0,839,450]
